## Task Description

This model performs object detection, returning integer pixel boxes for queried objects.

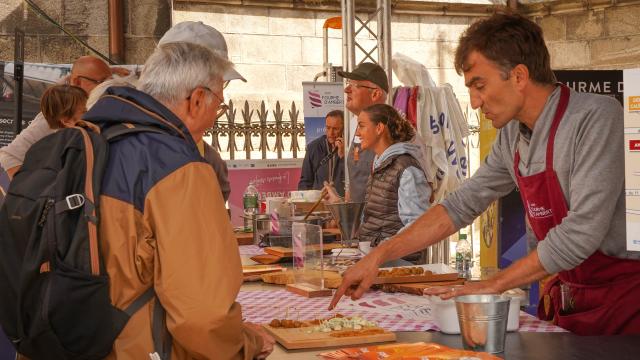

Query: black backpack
[0,123,172,359]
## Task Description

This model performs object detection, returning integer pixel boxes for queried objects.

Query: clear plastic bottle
[243,181,259,231]
[455,232,472,279]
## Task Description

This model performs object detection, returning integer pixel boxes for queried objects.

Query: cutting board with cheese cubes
[262,316,396,350]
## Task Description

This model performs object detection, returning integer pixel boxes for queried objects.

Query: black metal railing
[205,100,305,160]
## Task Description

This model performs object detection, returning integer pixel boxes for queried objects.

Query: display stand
[286,222,332,297]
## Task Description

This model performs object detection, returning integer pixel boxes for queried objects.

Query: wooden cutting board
[264,246,294,257]
[234,231,254,245]
[263,325,396,350]
[372,272,459,285]
[264,243,345,258]
[242,265,283,276]
[261,270,342,288]
[250,254,283,265]
[243,265,283,282]
[379,279,466,295]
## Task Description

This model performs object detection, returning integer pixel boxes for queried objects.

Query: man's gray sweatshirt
[442,86,640,274]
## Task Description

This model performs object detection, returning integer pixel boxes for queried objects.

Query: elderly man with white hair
[82,40,273,359]
[157,21,247,203]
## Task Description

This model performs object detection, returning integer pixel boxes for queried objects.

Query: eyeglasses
[210,90,229,119]
[187,86,228,120]
[346,80,378,91]
[77,75,110,85]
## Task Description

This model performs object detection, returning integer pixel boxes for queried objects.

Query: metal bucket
[251,214,271,244]
[455,295,510,354]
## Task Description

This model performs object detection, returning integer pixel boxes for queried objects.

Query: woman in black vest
[326,104,432,265]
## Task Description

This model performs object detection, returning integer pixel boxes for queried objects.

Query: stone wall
[0,0,170,65]
[173,3,481,114]
[2,1,640,105]
[535,4,640,70]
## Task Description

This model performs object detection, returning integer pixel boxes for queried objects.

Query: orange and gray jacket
[84,86,262,359]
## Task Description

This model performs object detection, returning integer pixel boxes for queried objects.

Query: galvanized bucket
[455,294,510,354]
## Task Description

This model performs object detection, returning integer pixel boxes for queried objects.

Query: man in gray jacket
[331,13,640,336]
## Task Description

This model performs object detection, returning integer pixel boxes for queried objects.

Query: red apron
[514,84,640,335]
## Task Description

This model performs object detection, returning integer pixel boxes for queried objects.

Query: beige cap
[158,21,246,82]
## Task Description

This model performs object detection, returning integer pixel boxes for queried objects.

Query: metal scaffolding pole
[380,0,393,104]
[341,0,392,193]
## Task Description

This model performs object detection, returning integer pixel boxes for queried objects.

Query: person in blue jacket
[298,110,345,196]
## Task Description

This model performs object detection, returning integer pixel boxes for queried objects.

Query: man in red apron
[329,13,640,336]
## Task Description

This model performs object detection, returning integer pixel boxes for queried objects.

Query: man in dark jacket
[298,110,345,196]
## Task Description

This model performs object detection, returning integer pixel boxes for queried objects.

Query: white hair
[137,42,231,107]
[86,76,138,109]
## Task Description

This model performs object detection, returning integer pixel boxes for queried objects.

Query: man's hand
[328,251,382,309]
[335,137,345,159]
[322,181,342,203]
[423,280,500,300]
[244,322,275,359]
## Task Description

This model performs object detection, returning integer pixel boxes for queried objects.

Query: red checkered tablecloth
[237,290,567,333]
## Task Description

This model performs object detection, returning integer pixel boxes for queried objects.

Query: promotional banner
[0,62,59,146]
[0,62,142,147]
[555,70,623,105]
[302,82,344,145]
[227,159,303,227]
[623,69,640,251]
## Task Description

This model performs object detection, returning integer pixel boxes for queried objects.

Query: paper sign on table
[317,342,501,360]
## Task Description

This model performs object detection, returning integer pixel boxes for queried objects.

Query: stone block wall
[173,3,481,116]
[2,1,640,110]
[536,4,640,70]
[0,0,170,65]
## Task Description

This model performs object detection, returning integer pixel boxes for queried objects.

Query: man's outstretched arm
[329,204,457,309]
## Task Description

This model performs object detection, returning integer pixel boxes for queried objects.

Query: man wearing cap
[0,56,114,179]
[337,62,389,202]
[157,21,247,203]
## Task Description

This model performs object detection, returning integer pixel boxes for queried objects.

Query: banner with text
[554,70,623,105]
[227,159,303,227]
[302,82,344,145]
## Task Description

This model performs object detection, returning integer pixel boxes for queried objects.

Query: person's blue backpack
[0,123,172,359]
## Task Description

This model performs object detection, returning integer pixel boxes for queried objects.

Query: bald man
[0,56,113,179]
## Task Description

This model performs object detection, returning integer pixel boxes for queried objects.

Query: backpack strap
[152,297,173,360]
[123,287,155,316]
[54,194,86,213]
[103,123,169,142]
[123,288,172,360]
[102,123,174,359]
[64,126,101,276]
[53,124,171,222]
